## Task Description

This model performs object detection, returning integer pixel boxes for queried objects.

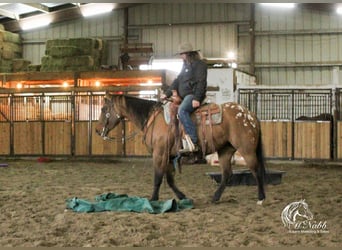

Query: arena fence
[238,88,334,160]
[0,90,153,157]
[2,87,342,160]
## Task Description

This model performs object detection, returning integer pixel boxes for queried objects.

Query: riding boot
[179,134,199,154]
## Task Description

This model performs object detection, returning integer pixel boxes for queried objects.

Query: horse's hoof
[211,198,220,204]
[257,199,264,205]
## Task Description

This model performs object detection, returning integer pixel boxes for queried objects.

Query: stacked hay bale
[0,24,30,73]
[41,38,107,72]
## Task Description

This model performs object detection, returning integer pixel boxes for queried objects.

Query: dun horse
[96,94,266,204]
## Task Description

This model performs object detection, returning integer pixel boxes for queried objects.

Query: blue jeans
[178,94,198,144]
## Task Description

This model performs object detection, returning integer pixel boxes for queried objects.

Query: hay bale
[45,46,82,58]
[12,59,31,72]
[43,37,106,72]
[0,30,21,44]
[45,39,68,48]
[1,42,23,54]
[0,59,12,72]
[41,55,95,72]
[27,64,41,72]
[46,38,103,56]
[1,47,22,60]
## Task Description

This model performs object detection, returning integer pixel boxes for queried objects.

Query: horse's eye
[101,107,107,113]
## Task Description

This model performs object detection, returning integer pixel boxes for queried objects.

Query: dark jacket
[165,59,207,102]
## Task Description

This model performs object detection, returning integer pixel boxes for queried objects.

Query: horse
[281,199,313,229]
[95,94,266,204]
[296,113,333,122]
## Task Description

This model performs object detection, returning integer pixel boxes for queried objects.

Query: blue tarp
[66,193,193,214]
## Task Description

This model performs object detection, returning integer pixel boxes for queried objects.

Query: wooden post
[249,3,255,75]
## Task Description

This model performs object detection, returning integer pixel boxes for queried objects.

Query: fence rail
[0,90,157,157]
[2,87,342,160]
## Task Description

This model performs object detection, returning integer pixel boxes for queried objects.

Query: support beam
[0,8,19,20]
[22,3,50,14]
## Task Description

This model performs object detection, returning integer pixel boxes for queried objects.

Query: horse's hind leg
[212,145,236,203]
[243,154,266,204]
[166,166,187,200]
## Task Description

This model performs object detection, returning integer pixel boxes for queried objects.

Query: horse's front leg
[150,152,166,201]
[151,168,164,201]
[166,166,187,200]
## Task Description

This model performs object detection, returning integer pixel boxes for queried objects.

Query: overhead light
[231,62,238,69]
[80,3,115,17]
[227,51,236,60]
[260,3,296,9]
[20,15,51,31]
[337,6,342,15]
[140,59,183,73]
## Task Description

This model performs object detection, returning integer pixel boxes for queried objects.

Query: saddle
[163,102,222,126]
[163,98,222,157]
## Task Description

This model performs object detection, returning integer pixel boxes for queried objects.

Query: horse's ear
[104,93,112,102]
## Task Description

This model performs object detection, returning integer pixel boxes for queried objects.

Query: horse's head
[95,94,123,140]
[281,199,314,228]
[295,199,313,221]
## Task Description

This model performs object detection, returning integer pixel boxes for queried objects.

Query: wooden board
[75,122,89,156]
[0,122,10,155]
[13,122,42,154]
[294,121,331,159]
[260,121,292,158]
[336,121,342,159]
[91,121,122,155]
[44,122,71,155]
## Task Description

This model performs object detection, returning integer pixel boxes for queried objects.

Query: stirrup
[178,145,199,154]
[179,134,199,154]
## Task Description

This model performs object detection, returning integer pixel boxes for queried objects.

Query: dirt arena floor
[0,157,341,247]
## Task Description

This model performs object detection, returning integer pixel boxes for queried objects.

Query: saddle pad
[164,102,222,125]
[163,102,172,125]
[195,103,222,125]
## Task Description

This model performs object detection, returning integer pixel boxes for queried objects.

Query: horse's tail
[257,129,266,175]
[256,127,266,200]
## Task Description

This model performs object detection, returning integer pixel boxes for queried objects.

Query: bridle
[100,108,138,142]
[100,111,122,141]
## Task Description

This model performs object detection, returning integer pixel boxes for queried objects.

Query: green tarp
[66,193,193,214]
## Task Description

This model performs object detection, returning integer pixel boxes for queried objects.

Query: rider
[161,42,208,153]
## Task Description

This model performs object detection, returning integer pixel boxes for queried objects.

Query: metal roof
[0,3,339,33]
[0,2,136,32]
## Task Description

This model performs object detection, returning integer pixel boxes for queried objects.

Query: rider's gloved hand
[160,94,167,100]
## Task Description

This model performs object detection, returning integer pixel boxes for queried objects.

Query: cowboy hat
[176,42,200,55]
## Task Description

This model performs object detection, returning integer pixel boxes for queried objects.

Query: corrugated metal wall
[19,3,342,87]
[253,4,342,86]
[21,10,124,66]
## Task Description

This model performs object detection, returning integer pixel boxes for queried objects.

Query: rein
[100,112,139,142]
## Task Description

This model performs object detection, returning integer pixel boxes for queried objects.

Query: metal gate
[238,88,333,160]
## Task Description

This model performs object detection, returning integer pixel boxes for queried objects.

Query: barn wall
[253,4,342,86]
[20,10,125,66]
[18,3,342,86]
[20,3,249,67]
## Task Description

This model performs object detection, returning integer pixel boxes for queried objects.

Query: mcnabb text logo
[281,199,329,234]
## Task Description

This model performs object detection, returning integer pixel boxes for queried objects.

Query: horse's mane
[120,95,160,128]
